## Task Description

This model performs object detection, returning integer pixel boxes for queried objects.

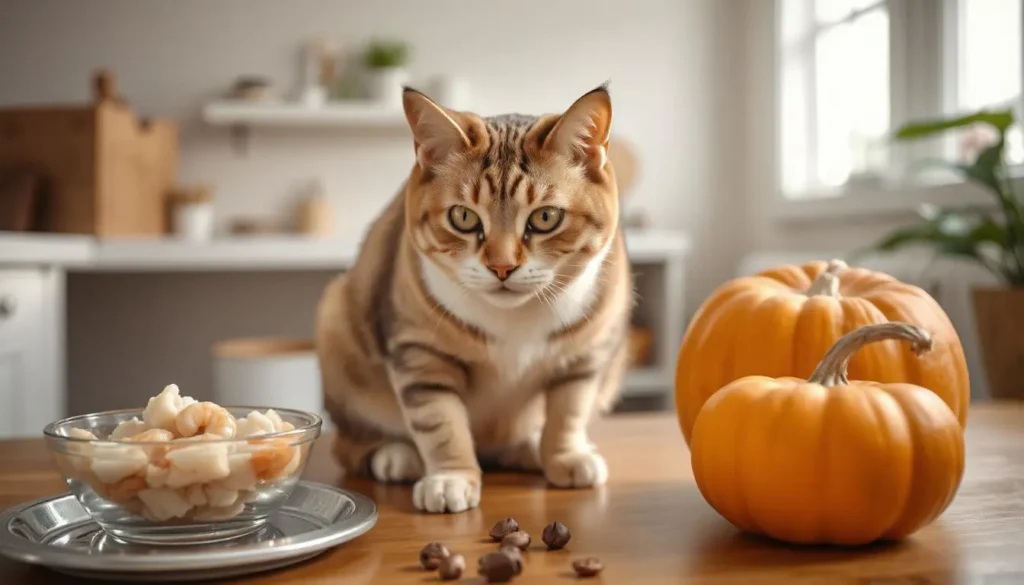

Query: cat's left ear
[541,84,612,169]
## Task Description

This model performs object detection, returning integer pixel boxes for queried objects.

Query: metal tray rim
[0,481,377,572]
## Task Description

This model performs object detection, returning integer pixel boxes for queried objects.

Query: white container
[426,76,470,110]
[212,338,325,422]
[366,67,409,108]
[172,202,214,242]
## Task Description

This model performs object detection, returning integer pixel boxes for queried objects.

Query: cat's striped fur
[315,86,633,513]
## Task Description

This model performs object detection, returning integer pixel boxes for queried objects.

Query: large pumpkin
[690,322,965,546]
[675,259,969,444]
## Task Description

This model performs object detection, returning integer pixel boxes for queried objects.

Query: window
[954,0,1023,164]
[778,0,1024,200]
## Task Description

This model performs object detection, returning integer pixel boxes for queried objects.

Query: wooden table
[2,404,1024,584]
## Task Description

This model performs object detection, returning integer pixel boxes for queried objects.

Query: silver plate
[0,481,377,582]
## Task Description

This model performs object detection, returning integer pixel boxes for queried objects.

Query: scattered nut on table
[501,530,531,550]
[489,517,520,541]
[498,545,523,575]
[542,521,571,549]
[438,553,465,581]
[572,557,604,577]
[479,550,518,582]
[419,542,450,570]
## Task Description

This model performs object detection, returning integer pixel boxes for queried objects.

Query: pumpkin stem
[805,259,848,297]
[807,322,934,386]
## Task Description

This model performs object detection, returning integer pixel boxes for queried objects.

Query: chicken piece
[138,488,193,522]
[204,483,239,508]
[109,417,148,440]
[218,452,258,491]
[142,384,188,432]
[164,442,230,488]
[90,445,149,484]
[145,463,170,488]
[192,500,246,522]
[235,411,276,437]
[184,484,208,507]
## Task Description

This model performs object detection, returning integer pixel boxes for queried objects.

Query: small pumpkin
[675,259,969,445]
[690,322,965,546]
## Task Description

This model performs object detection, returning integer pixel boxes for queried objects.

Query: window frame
[768,0,1015,221]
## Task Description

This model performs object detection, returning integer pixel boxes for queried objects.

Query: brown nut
[489,517,519,541]
[500,530,531,550]
[498,545,524,575]
[478,551,517,582]
[438,553,465,581]
[419,542,450,570]
[542,521,571,550]
[572,557,604,577]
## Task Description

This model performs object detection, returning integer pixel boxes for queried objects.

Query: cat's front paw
[413,470,481,513]
[370,442,424,483]
[544,450,608,488]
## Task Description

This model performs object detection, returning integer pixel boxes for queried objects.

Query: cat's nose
[486,263,519,281]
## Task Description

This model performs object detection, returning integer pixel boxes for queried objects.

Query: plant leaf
[895,110,1014,141]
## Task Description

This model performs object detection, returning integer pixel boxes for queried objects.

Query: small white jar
[170,185,214,241]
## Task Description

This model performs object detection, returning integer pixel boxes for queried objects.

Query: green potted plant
[362,38,410,107]
[868,108,1024,399]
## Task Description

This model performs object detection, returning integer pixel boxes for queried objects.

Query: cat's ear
[541,84,612,169]
[403,88,473,171]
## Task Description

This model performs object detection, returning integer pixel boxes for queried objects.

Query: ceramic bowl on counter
[43,401,321,546]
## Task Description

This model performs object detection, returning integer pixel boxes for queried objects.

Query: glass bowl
[43,406,321,545]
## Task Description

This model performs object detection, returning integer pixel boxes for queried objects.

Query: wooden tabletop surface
[2,403,1024,584]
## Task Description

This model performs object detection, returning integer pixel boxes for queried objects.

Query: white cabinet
[0,269,64,438]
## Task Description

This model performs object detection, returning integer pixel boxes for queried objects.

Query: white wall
[0,0,747,410]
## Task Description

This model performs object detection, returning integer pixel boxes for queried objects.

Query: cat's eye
[448,205,482,233]
[527,206,564,234]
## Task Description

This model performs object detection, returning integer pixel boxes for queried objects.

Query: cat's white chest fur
[419,255,605,385]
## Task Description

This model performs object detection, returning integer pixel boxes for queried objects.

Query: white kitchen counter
[0,232,93,266]
[0,229,692,271]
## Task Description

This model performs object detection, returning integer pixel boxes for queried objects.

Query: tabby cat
[315,85,633,513]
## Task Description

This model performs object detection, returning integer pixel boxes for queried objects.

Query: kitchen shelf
[202,100,408,129]
[83,229,690,272]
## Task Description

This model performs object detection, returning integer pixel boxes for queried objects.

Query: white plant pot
[211,338,326,425]
[172,202,213,242]
[366,67,409,108]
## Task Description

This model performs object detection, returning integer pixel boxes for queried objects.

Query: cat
[315,85,633,513]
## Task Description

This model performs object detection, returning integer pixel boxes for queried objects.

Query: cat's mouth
[484,285,534,307]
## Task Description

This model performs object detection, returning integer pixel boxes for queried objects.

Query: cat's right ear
[402,88,473,172]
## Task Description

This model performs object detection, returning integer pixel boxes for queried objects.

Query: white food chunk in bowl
[43,397,321,546]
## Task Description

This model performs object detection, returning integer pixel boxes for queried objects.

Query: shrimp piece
[175,402,236,438]
[143,384,188,432]
[247,439,300,481]
[109,417,147,440]
[100,474,147,504]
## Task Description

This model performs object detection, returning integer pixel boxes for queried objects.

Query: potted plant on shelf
[867,108,1023,399]
[362,38,410,108]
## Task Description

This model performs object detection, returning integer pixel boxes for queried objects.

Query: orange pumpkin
[690,322,965,546]
[675,260,969,445]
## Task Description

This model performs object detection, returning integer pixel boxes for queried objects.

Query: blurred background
[0,0,1020,437]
